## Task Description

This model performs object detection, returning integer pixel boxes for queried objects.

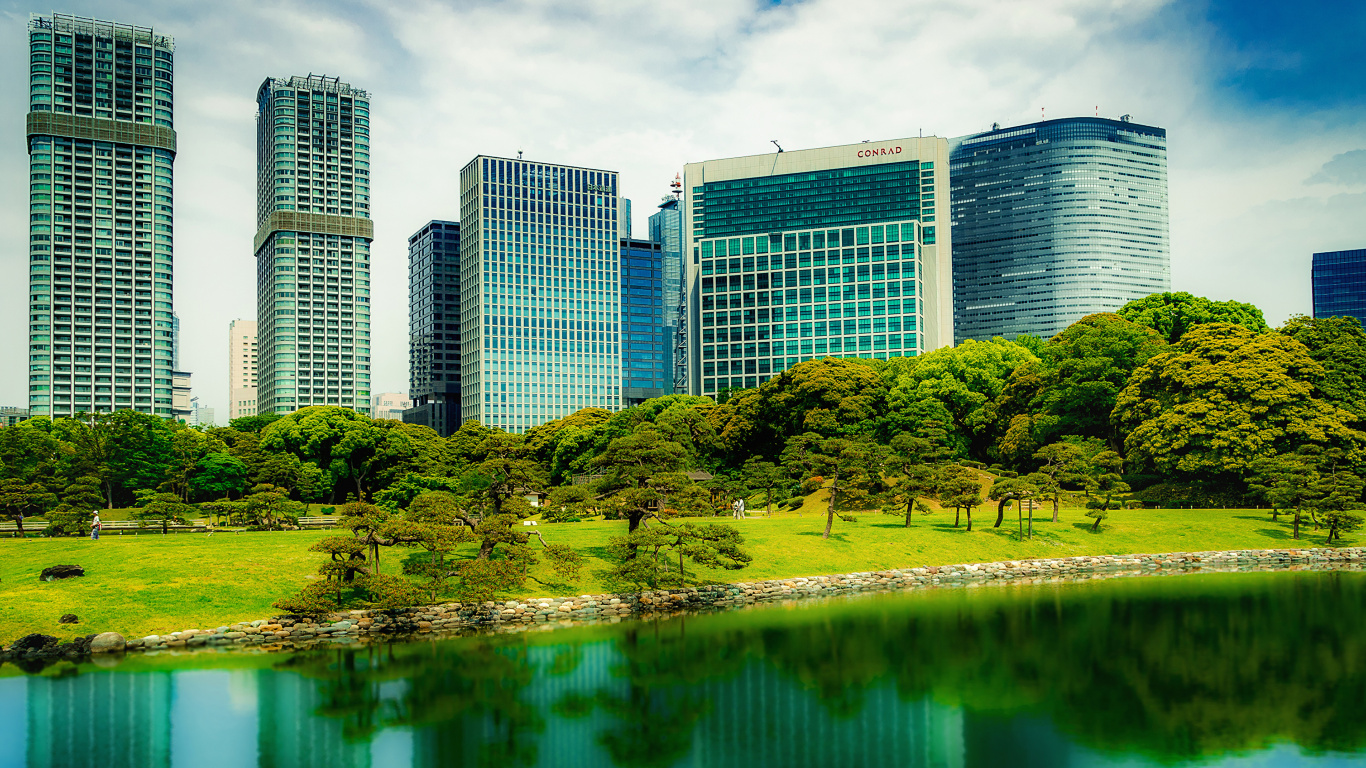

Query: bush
[963,460,986,470]
[320,506,336,516]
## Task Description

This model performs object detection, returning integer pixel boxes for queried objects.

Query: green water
[3,570,1365,767]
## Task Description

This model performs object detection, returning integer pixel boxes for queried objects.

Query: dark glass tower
[950,117,1170,340]
[404,220,462,436]
[649,195,684,393]
[620,237,667,406]
[1312,248,1366,325]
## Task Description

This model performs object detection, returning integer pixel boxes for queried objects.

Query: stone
[39,564,85,582]
[90,632,126,653]
[10,633,58,653]
[59,613,79,624]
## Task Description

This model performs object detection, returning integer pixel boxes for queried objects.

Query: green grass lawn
[0,506,1339,645]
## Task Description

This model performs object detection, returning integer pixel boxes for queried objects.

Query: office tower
[1312,248,1366,325]
[649,185,685,392]
[683,138,953,396]
[372,392,412,421]
[950,117,1170,341]
[619,197,632,238]
[458,155,621,433]
[228,318,258,420]
[403,220,462,436]
[253,74,373,416]
[25,14,177,418]
[620,237,668,406]
[189,396,214,426]
[1,407,31,427]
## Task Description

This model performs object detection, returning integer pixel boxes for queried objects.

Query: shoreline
[4,546,1363,668]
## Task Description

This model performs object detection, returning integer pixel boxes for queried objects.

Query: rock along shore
[4,546,1363,666]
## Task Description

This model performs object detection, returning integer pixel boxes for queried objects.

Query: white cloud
[0,0,1361,412]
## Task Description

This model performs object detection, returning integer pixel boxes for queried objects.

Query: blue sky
[0,0,1362,411]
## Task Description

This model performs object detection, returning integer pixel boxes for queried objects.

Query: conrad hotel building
[458,156,622,432]
[683,138,954,395]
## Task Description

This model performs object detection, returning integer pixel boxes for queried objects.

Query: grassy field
[0,504,1342,645]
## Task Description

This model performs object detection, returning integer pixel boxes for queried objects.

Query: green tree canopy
[1114,323,1364,482]
[1118,291,1269,344]
[1277,315,1366,423]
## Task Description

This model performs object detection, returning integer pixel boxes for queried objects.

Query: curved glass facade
[950,117,1169,340]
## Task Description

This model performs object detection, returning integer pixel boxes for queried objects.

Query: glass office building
[620,237,668,406]
[649,196,685,392]
[25,14,177,418]
[950,117,1169,340]
[1312,248,1366,325]
[404,220,462,436]
[253,75,373,415]
[458,156,621,432]
[683,138,954,396]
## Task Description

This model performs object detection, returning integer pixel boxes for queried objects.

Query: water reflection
[5,571,1366,767]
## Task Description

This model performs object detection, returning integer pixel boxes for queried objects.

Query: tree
[1312,471,1365,544]
[242,483,306,530]
[782,433,884,539]
[0,479,57,537]
[1248,451,1323,540]
[937,465,984,531]
[741,457,786,516]
[882,464,939,528]
[259,406,388,502]
[1032,442,1087,522]
[132,491,195,534]
[1118,291,1269,344]
[1085,506,1109,532]
[189,452,249,500]
[1083,451,1130,512]
[46,475,104,537]
[1027,313,1168,448]
[590,425,687,535]
[1278,315,1366,424]
[989,476,1038,536]
[1113,323,1364,482]
[607,522,750,589]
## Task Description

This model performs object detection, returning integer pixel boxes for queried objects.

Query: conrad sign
[857,146,903,158]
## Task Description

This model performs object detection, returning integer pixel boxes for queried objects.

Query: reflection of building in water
[26,672,172,768]
[258,671,372,768]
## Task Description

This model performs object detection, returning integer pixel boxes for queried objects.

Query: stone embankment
[4,547,1363,664]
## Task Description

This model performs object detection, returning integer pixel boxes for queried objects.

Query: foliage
[1277,315,1366,423]
[1118,291,1269,343]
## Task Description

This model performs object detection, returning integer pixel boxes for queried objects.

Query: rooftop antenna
[1041,107,1045,121]
[991,122,999,131]
[1095,105,1099,117]
[771,140,783,153]
[670,173,682,201]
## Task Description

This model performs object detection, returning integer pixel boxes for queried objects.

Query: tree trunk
[1052,496,1059,523]
[1018,502,1023,540]
[966,506,973,532]
[15,515,25,539]
[995,499,1006,527]
[1293,506,1301,540]
[904,499,913,528]
[954,507,960,527]
[823,473,838,539]
[767,491,773,517]
[1028,499,1033,539]
[477,537,496,560]
[1091,516,1101,532]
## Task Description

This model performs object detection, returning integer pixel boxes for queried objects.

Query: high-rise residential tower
[404,220,462,436]
[649,188,685,392]
[619,237,668,406]
[458,155,621,432]
[254,75,373,416]
[683,138,953,396]
[228,318,258,420]
[950,117,1170,341]
[1312,248,1366,325]
[26,14,177,418]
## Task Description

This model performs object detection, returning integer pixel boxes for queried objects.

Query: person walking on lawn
[90,511,101,541]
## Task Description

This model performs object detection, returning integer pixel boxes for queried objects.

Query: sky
[0,0,1362,413]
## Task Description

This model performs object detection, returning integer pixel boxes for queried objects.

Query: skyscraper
[228,318,258,421]
[620,237,668,406]
[25,14,177,418]
[404,220,463,436]
[649,190,685,392]
[458,155,621,432]
[683,137,954,396]
[253,75,373,416]
[1312,248,1366,325]
[950,117,1170,341]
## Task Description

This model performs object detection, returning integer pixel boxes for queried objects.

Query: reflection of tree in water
[277,638,545,767]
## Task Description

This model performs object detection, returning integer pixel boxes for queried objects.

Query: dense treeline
[2,290,1364,549]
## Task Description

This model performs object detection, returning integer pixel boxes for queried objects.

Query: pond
[3,570,1365,767]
